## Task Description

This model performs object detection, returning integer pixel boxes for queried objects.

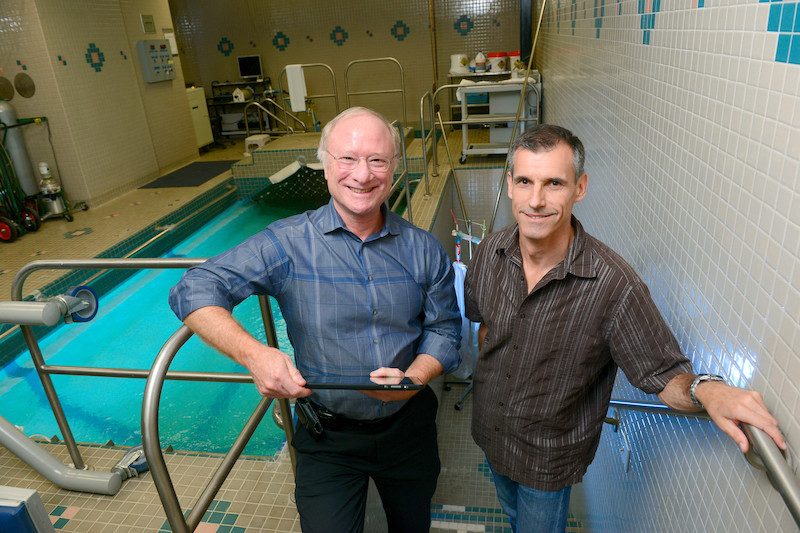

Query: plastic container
[474,51,486,73]
[487,52,508,72]
[509,51,523,78]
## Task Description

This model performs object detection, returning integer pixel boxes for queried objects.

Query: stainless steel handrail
[344,57,407,126]
[0,186,237,343]
[387,120,412,224]
[416,81,540,216]
[418,91,437,196]
[11,258,208,469]
[141,325,276,533]
[608,399,800,527]
[10,256,297,530]
[278,63,340,128]
[243,100,298,137]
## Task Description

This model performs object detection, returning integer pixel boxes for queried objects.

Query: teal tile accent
[84,43,105,72]
[51,505,67,516]
[53,517,69,529]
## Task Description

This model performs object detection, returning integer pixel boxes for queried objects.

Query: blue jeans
[489,462,572,533]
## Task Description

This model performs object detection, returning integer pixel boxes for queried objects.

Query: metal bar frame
[607,399,800,527]
[278,63,340,129]
[243,100,299,138]
[385,121,413,224]
[344,57,407,126]
[9,259,294,487]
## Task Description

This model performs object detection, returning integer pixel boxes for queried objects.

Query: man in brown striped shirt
[463,124,785,533]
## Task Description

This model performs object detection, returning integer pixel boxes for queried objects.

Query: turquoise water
[0,201,304,456]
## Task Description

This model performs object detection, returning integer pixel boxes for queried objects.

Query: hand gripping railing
[606,399,800,527]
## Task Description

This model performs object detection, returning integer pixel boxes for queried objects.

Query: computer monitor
[237,55,263,80]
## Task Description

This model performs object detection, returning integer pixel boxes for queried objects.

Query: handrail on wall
[606,399,800,527]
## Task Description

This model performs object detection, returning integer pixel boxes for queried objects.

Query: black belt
[310,400,401,432]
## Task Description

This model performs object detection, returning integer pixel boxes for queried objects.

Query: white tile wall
[169,0,521,130]
[537,0,800,529]
[0,0,197,206]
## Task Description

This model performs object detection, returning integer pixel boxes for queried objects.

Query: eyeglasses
[325,151,395,172]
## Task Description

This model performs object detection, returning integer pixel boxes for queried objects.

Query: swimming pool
[0,201,304,457]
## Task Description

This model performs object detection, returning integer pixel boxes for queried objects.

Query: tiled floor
[0,127,586,532]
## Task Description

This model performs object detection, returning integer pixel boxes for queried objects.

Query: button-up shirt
[170,200,461,420]
[464,217,691,491]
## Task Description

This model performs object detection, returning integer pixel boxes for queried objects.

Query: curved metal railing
[141,322,294,533]
[606,399,800,527]
[278,63,340,128]
[344,57,407,126]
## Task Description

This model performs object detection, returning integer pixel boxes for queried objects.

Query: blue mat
[140,160,236,188]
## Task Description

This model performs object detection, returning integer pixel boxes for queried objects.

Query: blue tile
[776,33,791,61]
[216,501,231,512]
[780,3,796,31]
[789,34,800,64]
[53,518,69,529]
[769,4,783,30]
[51,506,67,516]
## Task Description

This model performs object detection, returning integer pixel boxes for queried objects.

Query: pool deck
[0,130,570,532]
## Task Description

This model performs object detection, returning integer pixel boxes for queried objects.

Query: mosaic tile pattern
[538,0,800,529]
[0,0,198,207]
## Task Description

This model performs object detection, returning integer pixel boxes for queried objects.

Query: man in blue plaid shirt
[170,107,461,532]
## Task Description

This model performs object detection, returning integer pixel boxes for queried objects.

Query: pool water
[0,201,304,457]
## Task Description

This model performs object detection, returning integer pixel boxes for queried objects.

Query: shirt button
[513,345,518,350]
[367,275,373,281]
[520,313,525,318]
[372,309,378,315]
[373,338,379,344]
[506,373,511,379]
[494,427,500,431]
[499,402,504,406]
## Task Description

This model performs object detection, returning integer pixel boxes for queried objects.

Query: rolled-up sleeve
[415,246,461,374]
[169,229,289,321]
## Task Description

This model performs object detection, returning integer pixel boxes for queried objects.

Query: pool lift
[0,287,149,495]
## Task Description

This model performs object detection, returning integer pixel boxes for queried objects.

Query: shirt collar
[494,216,596,280]
[314,199,399,239]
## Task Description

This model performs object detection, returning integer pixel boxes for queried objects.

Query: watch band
[689,374,726,408]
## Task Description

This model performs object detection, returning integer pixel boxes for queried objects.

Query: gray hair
[507,124,585,182]
[316,107,401,165]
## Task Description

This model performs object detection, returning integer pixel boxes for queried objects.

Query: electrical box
[137,39,175,83]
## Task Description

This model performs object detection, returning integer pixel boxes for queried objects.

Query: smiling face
[323,112,397,237]
[507,142,587,253]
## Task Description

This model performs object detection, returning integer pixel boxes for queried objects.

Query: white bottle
[475,51,486,73]
[39,162,60,194]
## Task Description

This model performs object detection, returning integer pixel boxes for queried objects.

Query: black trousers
[291,386,440,533]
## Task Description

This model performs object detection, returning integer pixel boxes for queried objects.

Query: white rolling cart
[458,78,541,163]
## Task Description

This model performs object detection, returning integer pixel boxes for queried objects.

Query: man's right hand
[184,306,310,399]
[243,344,311,399]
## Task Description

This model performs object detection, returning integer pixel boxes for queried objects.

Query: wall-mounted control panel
[137,39,175,83]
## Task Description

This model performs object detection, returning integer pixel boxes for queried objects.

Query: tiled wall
[0,0,197,207]
[168,0,521,130]
[535,0,799,528]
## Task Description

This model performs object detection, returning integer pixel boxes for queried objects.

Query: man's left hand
[696,381,786,453]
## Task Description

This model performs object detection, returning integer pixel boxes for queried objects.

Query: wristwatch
[689,374,726,408]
